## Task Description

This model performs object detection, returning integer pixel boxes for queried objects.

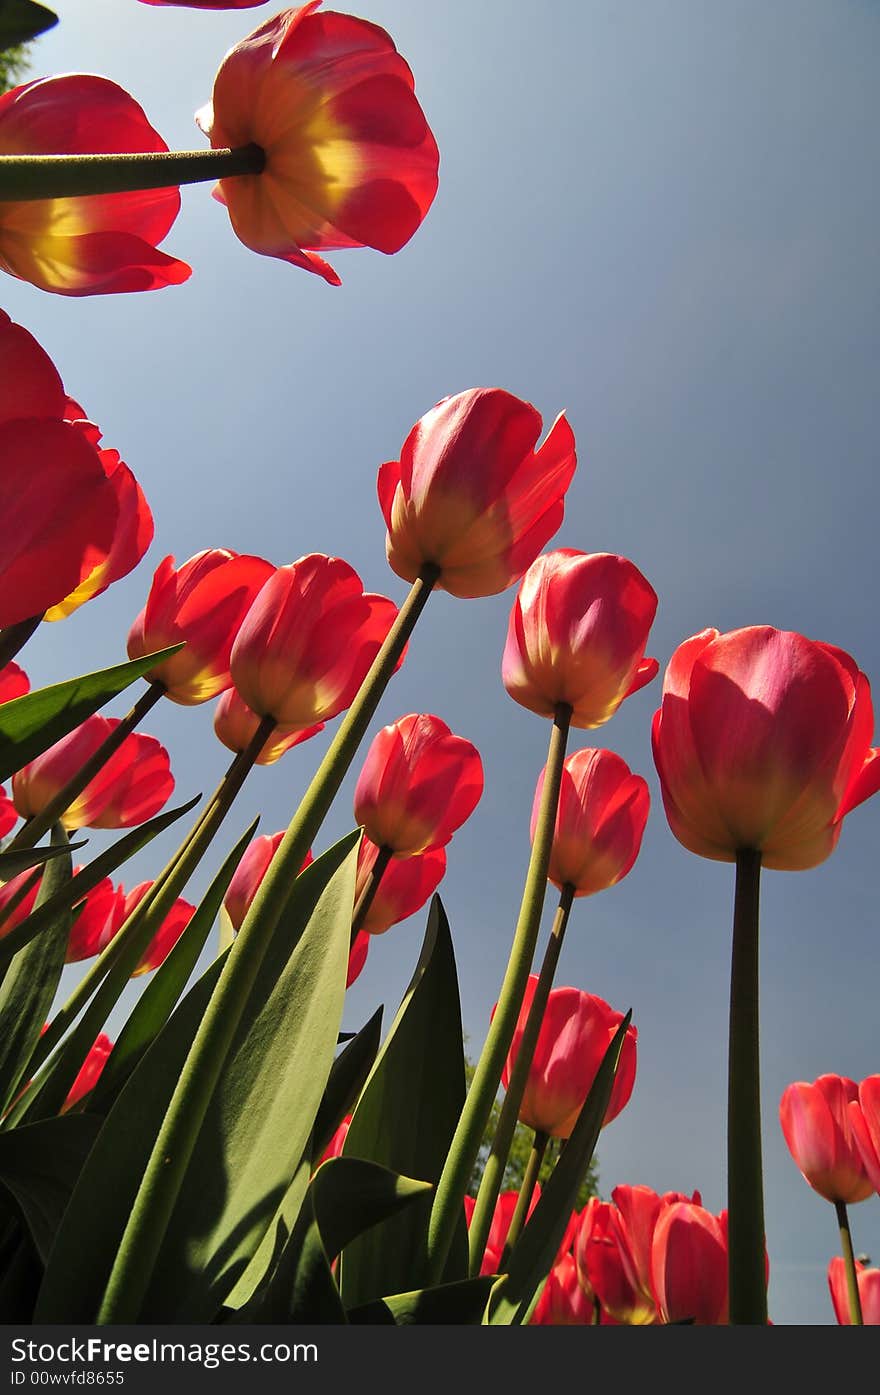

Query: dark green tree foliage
[0,44,29,94]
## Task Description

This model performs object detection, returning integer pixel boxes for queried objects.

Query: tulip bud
[63,1034,113,1111]
[779,1075,874,1204]
[65,874,128,963]
[122,882,196,976]
[532,747,649,896]
[464,1188,542,1277]
[354,837,446,935]
[650,1200,729,1325]
[213,687,323,765]
[347,930,369,989]
[223,832,314,933]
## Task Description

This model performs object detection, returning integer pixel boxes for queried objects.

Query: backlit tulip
[128,550,274,705]
[575,1185,701,1326]
[378,389,577,599]
[0,77,190,296]
[354,713,483,856]
[0,662,29,704]
[828,1257,880,1325]
[0,788,16,839]
[531,1253,593,1325]
[500,977,637,1138]
[532,748,649,896]
[850,1076,880,1194]
[122,882,197,976]
[195,2,439,283]
[0,866,40,936]
[463,1188,541,1277]
[12,715,174,830]
[223,831,314,933]
[780,1076,874,1204]
[354,837,446,935]
[502,550,658,728]
[213,687,323,765]
[230,555,399,728]
[347,929,369,988]
[652,627,880,870]
[63,1034,113,1111]
[650,1200,729,1325]
[65,874,128,963]
[318,1115,352,1167]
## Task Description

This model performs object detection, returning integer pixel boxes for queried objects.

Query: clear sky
[4,0,879,1325]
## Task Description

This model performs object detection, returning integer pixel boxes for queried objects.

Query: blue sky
[4,0,879,1324]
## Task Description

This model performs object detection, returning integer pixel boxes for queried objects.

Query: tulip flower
[318,1115,352,1167]
[128,550,274,705]
[575,1186,702,1326]
[354,837,446,935]
[214,687,324,765]
[0,866,40,936]
[65,875,128,963]
[0,662,29,704]
[0,77,190,296]
[463,1188,542,1278]
[230,555,400,728]
[346,929,369,988]
[379,389,577,599]
[650,1200,729,1325]
[141,2,265,7]
[532,747,650,896]
[63,1035,113,1111]
[0,788,16,839]
[12,715,174,830]
[779,1076,874,1205]
[829,1257,880,1325]
[353,713,483,856]
[502,550,659,728]
[195,2,439,283]
[223,831,314,933]
[531,1253,594,1325]
[850,1076,880,1194]
[122,882,197,976]
[500,977,637,1139]
[652,626,880,870]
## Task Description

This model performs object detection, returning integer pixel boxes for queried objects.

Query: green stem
[97,567,438,1322]
[8,684,164,853]
[835,1200,864,1326]
[0,146,265,202]
[427,702,572,1286]
[0,614,43,669]
[499,1130,549,1269]
[468,882,574,1276]
[350,843,392,944]
[727,846,767,1325]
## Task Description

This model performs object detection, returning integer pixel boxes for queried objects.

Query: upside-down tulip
[353,713,483,856]
[532,747,649,896]
[0,77,190,296]
[63,1034,113,1111]
[12,715,174,830]
[354,837,446,935]
[213,687,323,764]
[828,1257,880,1325]
[652,627,880,869]
[502,550,658,728]
[128,549,274,705]
[230,554,399,728]
[850,1076,880,1194]
[122,882,197,976]
[500,977,637,1138]
[223,831,313,932]
[379,389,577,599]
[65,874,128,963]
[650,1200,729,1325]
[779,1076,874,1204]
[195,2,439,283]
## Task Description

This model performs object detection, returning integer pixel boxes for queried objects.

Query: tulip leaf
[0,1115,102,1264]
[0,827,71,1116]
[338,895,467,1309]
[310,1006,384,1166]
[222,1147,314,1314]
[347,1275,497,1325]
[0,645,182,784]
[0,840,86,880]
[486,1012,632,1326]
[0,0,58,46]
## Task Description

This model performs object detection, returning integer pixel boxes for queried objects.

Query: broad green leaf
[347,1275,497,1326]
[0,840,85,880]
[0,645,181,783]
[0,0,57,46]
[0,827,71,1115]
[0,1115,101,1263]
[310,1007,383,1166]
[338,895,467,1308]
[223,1147,313,1313]
[486,1013,632,1325]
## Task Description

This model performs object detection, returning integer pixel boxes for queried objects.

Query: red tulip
[850,1076,880,1194]
[223,831,314,932]
[354,714,483,856]
[502,550,659,728]
[230,555,400,728]
[378,389,577,599]
[532,748,649,897]
[122,882,197,976]
[575,1185,701,1325]
[0,866,41,937]
[318,1115,352,1167]
[828,1257,880,1325]
[213,687,324,765]
[195,2,439,284]
[652,627,880,870]
[346,929,369,988]
[0,77,190,296]
[63,1034,113,1111]
[531,1253,593,1325]
[0,662,29,704]
[12,716,174,831]
[779,1076,874,1205]
[500,976,637,1139]
[354,837,446,934]
[463,1188,541,1277]
[141,2,266,7]
[65,874,128,963]
[651,1200,729,1325]
[128,550,274,705]
[0,788,16,839]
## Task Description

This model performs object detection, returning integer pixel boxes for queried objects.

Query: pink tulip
[651,1200,729,1325]
[828,1256,880,1325]
[849,1076,880,1195]
[532,747,649,896]
[223,832,313,932]
[780,1076,874,1204]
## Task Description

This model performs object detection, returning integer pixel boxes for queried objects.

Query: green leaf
[0,840,86,881]
[338,895,467,1308]
[310,1007,383,1166]
[347,1275,497,1325]
[0,0,57,46]
[0,1115,101,1263]
[0,646,181,783]
[243,1158,432,1324]
[222,1148,313,1314]
[0,827,71,1116]
[486,1012,632,1325]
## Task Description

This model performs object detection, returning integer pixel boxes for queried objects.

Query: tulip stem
[0,614,44,669]
[0,146,266,203]
[350,844,392,943]
[7,683,165,853]
[467,882,574,1276]
[727,846,767,1325]
[500,1130,549,1269]
[835,1201,864,1326]
[96,567,438,1322]
[427,703,572,1286]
